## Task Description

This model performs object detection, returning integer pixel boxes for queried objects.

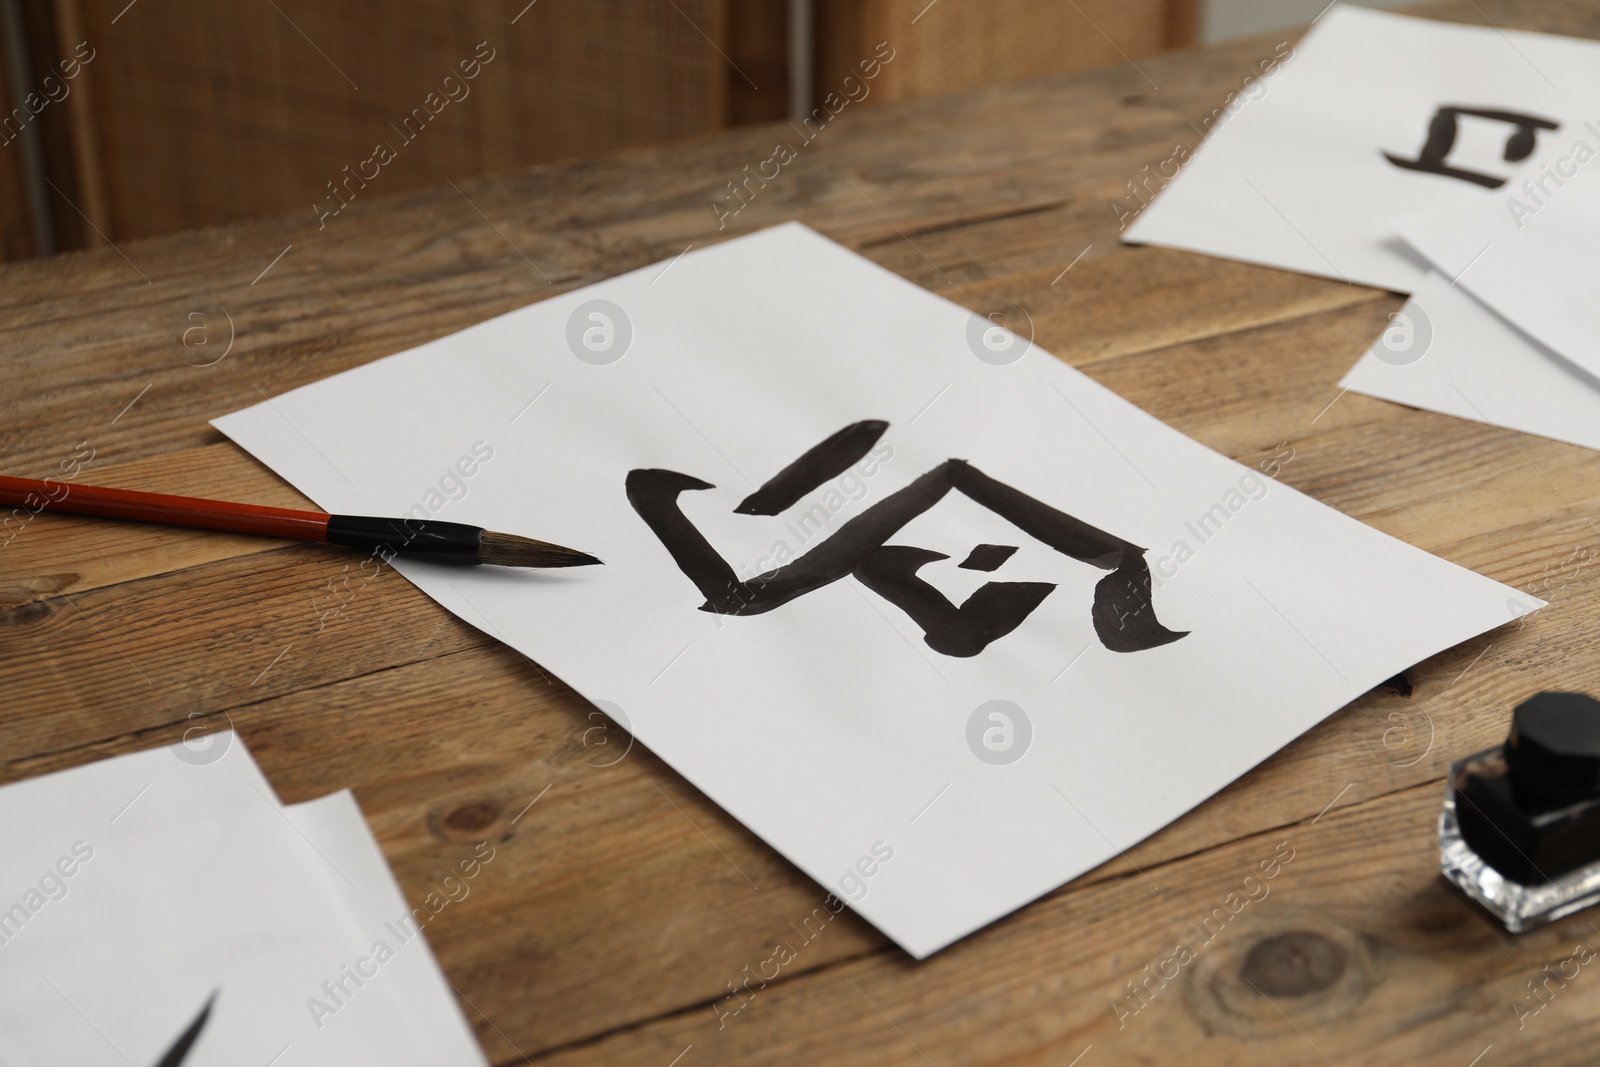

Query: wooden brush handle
[0,475,332,540]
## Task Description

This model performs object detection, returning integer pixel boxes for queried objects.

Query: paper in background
[1123,6,1600,292]
[216,222,1535,957]
[1395,120,1600,379]
[1345,28,1600,447]
[1122,4,1600,450]
[1340,271,1600,453]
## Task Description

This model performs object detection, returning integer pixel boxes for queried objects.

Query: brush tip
[478,529,603,568]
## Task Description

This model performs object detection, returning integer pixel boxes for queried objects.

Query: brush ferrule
[324,515,484,563]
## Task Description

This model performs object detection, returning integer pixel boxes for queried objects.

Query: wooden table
[6,2,1600,1062]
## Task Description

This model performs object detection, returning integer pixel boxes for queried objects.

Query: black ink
[958,544,1018,572]
[1091,551,1186,654]
[1384,106,1559,189]
[856,545,1055,657]
[154,990,217,1067]
[735,420,888,515]
[628,424,1188,656]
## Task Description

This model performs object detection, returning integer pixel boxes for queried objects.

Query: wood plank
[529,782,1600,1066]
[0,542,491,762]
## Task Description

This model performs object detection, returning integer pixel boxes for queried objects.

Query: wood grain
[530,782,1600,1066]
[5,3,1600,1065]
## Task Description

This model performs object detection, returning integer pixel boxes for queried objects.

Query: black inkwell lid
[1506,692,1600,801]
[1453,692,1600,885]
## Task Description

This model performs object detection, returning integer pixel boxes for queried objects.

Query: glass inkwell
[1441,692,1600,932]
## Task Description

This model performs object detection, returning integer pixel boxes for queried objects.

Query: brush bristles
[478,529,602,568]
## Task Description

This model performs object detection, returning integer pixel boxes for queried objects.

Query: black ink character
[958,544,1018,572]
[627,421,1187,658]
[154,990,217,1067]
[1383,106,1559,189]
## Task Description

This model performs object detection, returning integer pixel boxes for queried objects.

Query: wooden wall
[816,0,1198,106]
[1,0,1196,256]
[0,28,40,260]
[55,0,763,243]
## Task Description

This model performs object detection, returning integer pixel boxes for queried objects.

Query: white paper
[285,792,489,1067]
[1123,6,1600,292]
[0,737,470,1066]
[216,222,1535,957]
[1341,270,1600,451]
[1394,127,1600,379]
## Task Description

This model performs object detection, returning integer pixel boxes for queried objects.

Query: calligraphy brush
[0,475,601,568]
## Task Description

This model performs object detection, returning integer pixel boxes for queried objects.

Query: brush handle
[0,475,491,563]
[0,474,593,568]
[0,474,331,539]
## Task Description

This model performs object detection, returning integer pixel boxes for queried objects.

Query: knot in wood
[1240,930,1347,996]
[443,801,500,833]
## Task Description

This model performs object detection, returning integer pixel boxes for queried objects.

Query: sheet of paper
[216,221,1536,957]
[285,792,489,1067]
[1394,131,1600,380]
[0,736,461,1066]
[1340,270,1600,452]
[1122,6,1600,292]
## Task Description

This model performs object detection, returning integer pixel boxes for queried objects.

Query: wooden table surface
[6,2,1600,1063]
